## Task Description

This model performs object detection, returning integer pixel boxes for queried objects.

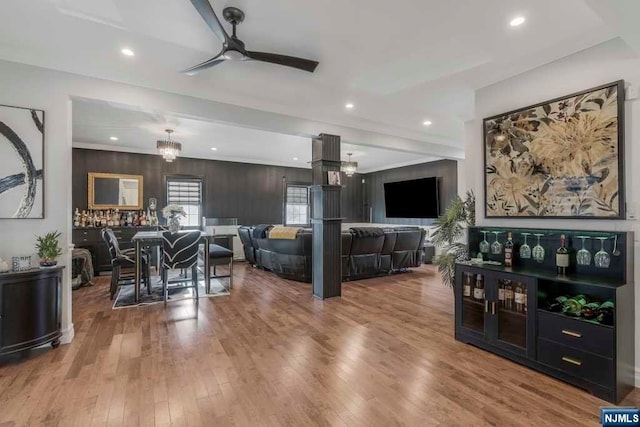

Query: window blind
[167,180,202,205]
[286,186,309,204]
[285,185,310,226]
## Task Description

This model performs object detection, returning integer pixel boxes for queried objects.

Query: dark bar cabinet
[455,226,634,403]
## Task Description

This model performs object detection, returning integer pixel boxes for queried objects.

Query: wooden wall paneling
[73,149,337,225]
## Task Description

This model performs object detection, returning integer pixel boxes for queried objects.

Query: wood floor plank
[0,263,638,426]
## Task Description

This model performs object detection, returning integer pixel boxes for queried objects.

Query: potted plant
[431,190,475,288]
[35,231,63,267]
[162,204,187,232]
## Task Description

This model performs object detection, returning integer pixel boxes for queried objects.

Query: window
[166,178,203,227]
[285,185,310,226]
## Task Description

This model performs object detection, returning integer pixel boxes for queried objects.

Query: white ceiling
[72,99,440,173]
[0,1,636,158]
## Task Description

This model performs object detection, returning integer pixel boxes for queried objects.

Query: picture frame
[327,171,341,186]
[0,104,45,219]
[483,80,624,219]
[87,172,144,210]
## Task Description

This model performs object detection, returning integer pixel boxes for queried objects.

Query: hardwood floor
[0,263,638,426]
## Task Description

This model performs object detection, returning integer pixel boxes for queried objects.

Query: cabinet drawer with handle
[538,310,613,358]
[537,338,614,387]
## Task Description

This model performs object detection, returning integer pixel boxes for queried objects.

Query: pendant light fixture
[341,152,358,177]
[156,129,182,162]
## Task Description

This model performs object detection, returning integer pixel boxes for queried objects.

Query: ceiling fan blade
[189,0,229,42]
[181,54,226,75]
[246,51,319,73]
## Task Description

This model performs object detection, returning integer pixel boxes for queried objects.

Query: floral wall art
[0,105,45,218]
[484,81,624,218]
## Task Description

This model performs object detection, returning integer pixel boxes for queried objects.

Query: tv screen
[384,177,439,218]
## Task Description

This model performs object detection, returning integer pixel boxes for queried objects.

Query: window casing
[166,178,203,227]
[285,185,310,226]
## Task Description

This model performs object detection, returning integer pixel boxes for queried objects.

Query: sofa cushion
[350,227,385,238]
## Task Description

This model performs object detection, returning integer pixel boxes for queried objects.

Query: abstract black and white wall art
[0,105,44,218]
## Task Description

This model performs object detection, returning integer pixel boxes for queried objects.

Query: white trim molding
[61,324,75,344]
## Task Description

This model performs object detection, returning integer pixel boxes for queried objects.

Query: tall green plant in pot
[35,231,63,267]
[431,190,475,288]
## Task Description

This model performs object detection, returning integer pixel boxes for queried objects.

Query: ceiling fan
[183,0,319,75]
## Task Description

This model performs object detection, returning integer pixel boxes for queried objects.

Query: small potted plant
[162,204,187,232]
[35,231,63,267]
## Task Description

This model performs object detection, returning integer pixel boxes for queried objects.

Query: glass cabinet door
[495,277,530,351]
[460,271,487,334]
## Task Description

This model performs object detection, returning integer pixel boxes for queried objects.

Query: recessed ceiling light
[423,120,432,126]
[211,147,217,151]
[345,103,354,109]
[121,47,135,56]
[509,16,525,27]
[109,136,118,141]
[293,157,299,161]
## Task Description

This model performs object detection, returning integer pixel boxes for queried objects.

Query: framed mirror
[88,172,143,209]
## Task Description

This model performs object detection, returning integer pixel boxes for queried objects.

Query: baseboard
[61,323,75,344]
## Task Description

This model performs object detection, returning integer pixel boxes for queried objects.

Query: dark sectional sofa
[238,225,426,283]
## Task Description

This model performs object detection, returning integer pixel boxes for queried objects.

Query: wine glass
[520,233,531,259]
[491,231,503,255]
[576,236,591,266]
[594,237,610,268]
[479,231,490,254]
[532,234,545,263]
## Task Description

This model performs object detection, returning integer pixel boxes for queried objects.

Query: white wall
[467,37,640,384]
[0,58,458,344]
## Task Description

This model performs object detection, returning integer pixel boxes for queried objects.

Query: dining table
[131,230,216,303]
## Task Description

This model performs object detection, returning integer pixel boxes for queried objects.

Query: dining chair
[160,230,201,304]
[101,228,151,299]
[201,236,234,292]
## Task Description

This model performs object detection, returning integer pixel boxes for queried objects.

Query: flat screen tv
[384,177,439,218]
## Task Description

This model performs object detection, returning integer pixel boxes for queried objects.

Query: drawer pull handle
[561,330,582,338]
[561,356,582,366]
[491,301,496,315]
[485,300,489,313]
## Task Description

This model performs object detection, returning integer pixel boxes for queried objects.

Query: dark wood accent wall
[364,159,458,226]
[72,148,364,225]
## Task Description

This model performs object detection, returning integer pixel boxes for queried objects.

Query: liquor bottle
[581,302,601,319]
[504,280,514,310]
[504,232,514,267]
[463,273,472,297]
[473,274,484,300]
[546,295,568,312]
[563,294,587,316]
[514,282,526,313]
[73,208,80,227]
[556,234,569,275]
[498,281,506,307]
[596,301,614,325]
